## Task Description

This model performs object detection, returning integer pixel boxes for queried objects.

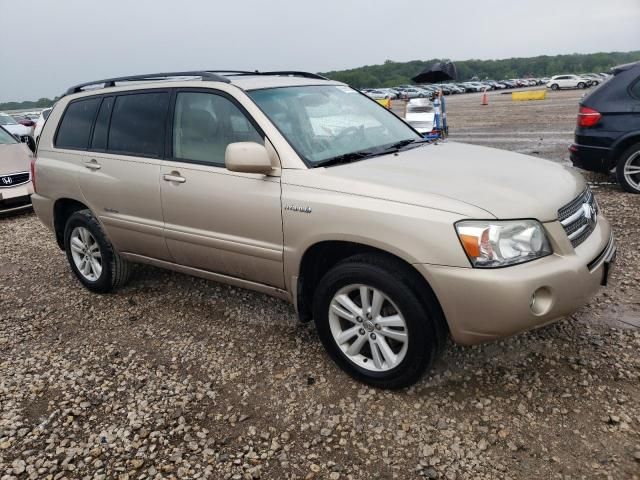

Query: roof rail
[208,70,329,80]
[65,71,231,95]
[65,70,330,95]
[260,71,330,80]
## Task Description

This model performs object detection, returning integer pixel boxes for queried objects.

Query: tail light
[30,156,37,193]
[577,106,601,128]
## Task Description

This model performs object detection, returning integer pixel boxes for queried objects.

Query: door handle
[84,159,101,170]
[163,172,186,183]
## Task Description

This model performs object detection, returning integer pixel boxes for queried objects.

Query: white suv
[546,75,589,90]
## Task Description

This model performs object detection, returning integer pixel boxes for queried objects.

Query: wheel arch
[295,240,449,337]
[53,198,90,249]
[611,132,640,165]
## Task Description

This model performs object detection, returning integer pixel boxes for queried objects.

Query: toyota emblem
[582,202,596,227]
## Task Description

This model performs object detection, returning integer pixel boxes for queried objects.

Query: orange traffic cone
[481,88,488,106]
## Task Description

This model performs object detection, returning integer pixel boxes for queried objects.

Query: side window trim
[89,96,114,152]
[166,87,267,168]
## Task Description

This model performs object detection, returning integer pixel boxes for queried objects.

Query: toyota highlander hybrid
[31,70,616,388]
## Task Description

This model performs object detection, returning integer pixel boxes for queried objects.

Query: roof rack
[65,71,231,95]
[208,70,329,80]
[64,70,330,95]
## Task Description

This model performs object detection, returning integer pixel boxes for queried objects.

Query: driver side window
[173,92,263,166]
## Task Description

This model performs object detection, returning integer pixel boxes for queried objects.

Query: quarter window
[108,92,170,157]
[55,98,101,150]
[172,92,263,166]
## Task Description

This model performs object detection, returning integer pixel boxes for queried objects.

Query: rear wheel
[313,255,445,389]
[616,143,640,194]
[551,84,559,90]
[64,210,131,293]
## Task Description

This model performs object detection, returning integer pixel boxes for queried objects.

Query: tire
[577,82,585,89]
[551,84,559,90]
[616,143,640,194]
[312,254,445,389]
[63,209,131,293]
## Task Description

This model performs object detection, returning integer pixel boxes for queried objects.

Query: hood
[285,142,585,222]
[0,142,31,175]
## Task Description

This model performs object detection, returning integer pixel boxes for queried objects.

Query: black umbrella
[412,61,457,83]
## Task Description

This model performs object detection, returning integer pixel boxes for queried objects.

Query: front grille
[0,171,30,188]
[558,188,598,248]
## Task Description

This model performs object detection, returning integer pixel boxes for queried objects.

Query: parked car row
[0,108,52,144]
[362,72,611,100]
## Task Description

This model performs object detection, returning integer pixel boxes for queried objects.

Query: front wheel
[577,82,586,89]
[616,143,640,194]
[64,210,131,293]
[313,255,445,389]
[551,84,559,90]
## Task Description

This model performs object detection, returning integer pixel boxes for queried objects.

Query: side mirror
[225,142,273,175]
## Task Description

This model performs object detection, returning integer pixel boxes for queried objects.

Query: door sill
[121,253,291,302]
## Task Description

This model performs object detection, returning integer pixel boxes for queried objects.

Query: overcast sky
[1,0,638,102]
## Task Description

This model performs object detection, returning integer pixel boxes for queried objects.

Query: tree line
[2,51,638,109]
[320,51,640,88]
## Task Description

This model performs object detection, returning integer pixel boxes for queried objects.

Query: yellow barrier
[512,90,547,101]
[376,98,391,109]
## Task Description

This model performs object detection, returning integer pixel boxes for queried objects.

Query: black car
[570,61,640,193]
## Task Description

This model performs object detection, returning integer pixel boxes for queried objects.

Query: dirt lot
[1,88,639,480]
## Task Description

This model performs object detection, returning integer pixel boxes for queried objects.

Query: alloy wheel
[623,151,640,192]
[69,226,102,281]
[328,284,408,372]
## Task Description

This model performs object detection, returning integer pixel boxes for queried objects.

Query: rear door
[74,90,172,260]
[159,89,284,288]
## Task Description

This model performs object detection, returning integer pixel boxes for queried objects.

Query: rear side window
[91,97,114,150]
[108,92,169,157]
[55,98,101,149]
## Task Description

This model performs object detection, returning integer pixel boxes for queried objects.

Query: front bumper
[0,183,33,215]
[416,215,613,345]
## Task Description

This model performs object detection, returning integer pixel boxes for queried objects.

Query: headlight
[455,220,552,268]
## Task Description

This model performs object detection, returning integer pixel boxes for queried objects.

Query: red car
[12,115,36,128]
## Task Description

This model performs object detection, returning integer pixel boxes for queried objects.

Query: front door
[160,89,284,288]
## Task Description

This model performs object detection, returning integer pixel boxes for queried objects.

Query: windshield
[0,126,18,145]
[249,85,419,165]
[0,115,18,126]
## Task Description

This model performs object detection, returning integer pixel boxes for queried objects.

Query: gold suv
[32,71,616,388]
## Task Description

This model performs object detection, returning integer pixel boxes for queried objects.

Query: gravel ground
[1,88,639,480]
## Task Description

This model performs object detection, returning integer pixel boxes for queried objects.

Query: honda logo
[1,176,12,185]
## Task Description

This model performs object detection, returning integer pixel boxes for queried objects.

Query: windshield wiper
[383,137,431,152]
[314,150,378,168]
